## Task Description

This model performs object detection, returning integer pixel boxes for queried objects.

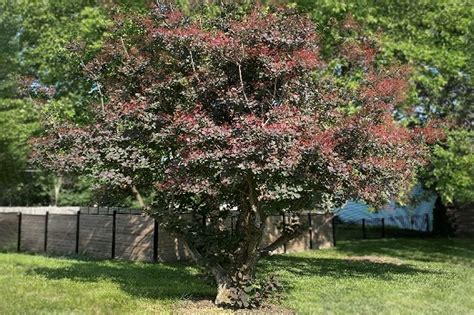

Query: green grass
[262,238,474,314]
[1,238,473,314]
[0,254,215,314]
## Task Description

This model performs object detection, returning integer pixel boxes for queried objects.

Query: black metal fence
[0,208,334,261]
[333,214,431,242]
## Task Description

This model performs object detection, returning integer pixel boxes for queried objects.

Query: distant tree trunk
[131,185,147,209]
[52,176,63,206]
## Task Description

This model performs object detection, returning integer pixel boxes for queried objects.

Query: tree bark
[177,232,237,306]
[234,176,267,273]
[214,274,234,306]
[131,185,147,209]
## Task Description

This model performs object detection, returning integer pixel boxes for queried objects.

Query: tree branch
[237,62,249,104]
[188,49,201,83]
[187,240,227,277]
[259,224,306,257]
[96,82,105,113]
[259,212,335,257]
[240,176,267,270]
[120,37,130,59]
[166,228,228,281]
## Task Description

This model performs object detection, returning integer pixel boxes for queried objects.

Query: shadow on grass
[28,250,437,302]
[333,238,474,266]
[28,258,216,300]
[22,238,471,302]
[259,255,436,281]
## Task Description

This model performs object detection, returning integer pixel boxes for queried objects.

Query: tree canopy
[32,5,439,307]
[1,0,471,209]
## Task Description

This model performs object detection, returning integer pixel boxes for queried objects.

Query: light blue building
[334,186,436,231]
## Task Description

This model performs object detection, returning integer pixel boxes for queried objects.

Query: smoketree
[33,4,437,307]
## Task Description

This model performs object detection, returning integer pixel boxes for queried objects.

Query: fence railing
[2,210,158,261]
[333,214,431,242]
[0,208,433,260]
[0,210,334,262]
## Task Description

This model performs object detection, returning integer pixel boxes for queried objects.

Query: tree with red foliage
[32,4,436,307]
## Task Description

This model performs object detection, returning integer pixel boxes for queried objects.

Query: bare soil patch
[174,297,295,315]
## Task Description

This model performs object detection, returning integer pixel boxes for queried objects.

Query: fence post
[75,210,80,254]
[17,212,22,252]
[153,219,158,262]
[362,218,366,239]
[111,210,117,259]
[381,218,385,238]
[425,213,430,232]
[308,213,313,250]
[44,211,49,252]
[332,215,336,247]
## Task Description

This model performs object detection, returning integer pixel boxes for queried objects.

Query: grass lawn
[0,238,473,314]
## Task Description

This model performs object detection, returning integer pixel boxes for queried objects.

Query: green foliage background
[296,0,473,124]
[0,0,472,207]
[0,0,109,205]
[294,0,473,207]
[425,130,474,205]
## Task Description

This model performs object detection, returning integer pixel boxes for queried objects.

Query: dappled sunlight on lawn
[28,258,215,300]
[1,238,473,314]
[258,238,474,314]
[334,238,474,266]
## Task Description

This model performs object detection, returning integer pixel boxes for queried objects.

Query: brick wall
[0,209,333,262]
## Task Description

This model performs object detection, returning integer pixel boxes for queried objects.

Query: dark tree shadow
[29,258,216,300]
[26,238,471,302]
[29,253,436,302]
[259,255,437,282]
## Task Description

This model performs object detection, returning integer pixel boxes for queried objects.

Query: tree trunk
[214,274,234,306]
[183,238,238,306]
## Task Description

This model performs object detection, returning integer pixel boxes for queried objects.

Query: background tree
[295,0,474,228]
[296,0,473,126]
[427,127,474,235]
[0,99,45,205]
[0,0,110,205]
[425,130,473,206]
[33,5,438,307]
